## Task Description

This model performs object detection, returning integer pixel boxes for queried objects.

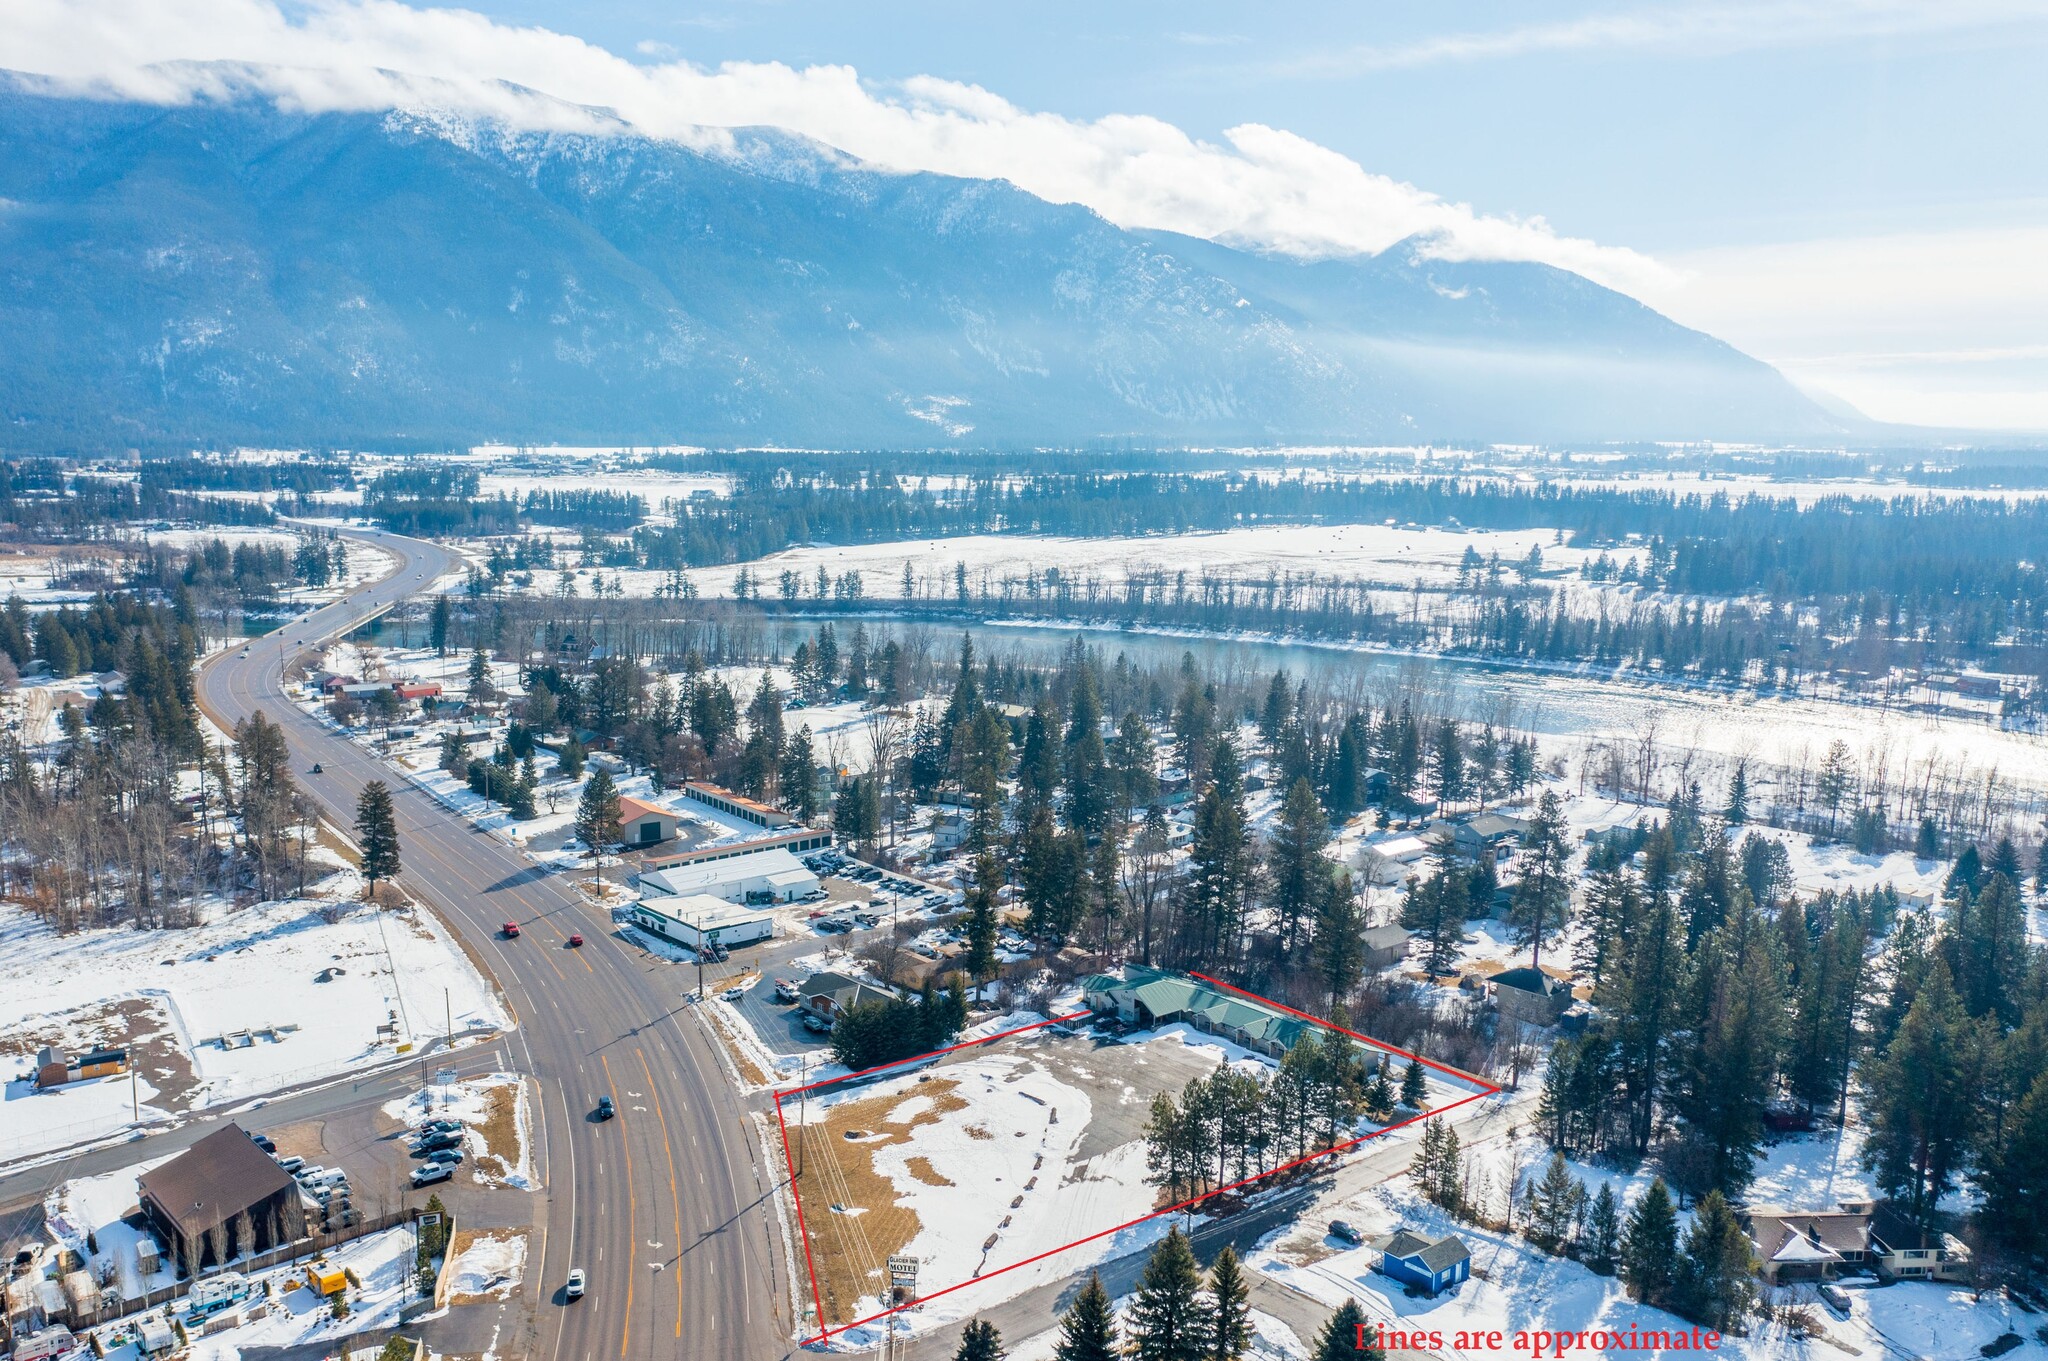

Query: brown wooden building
[137,1124,306,1274]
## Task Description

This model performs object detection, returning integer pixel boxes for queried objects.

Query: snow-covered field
[805,1048,1180,1347]
[0,869,507,1163]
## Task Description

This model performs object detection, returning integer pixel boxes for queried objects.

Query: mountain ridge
[0,71,1844,452]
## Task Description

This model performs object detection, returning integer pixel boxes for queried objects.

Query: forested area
[1,460,276,538]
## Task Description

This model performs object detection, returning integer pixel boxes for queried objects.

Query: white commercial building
[629,894,774,951]
[635,845,818,904]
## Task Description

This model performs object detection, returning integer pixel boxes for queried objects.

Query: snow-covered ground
[478,524,1598,606]
[1257,1167,2048,1361]
[807,1049,1181,1347]
[446,1229,528,1303]
[0,868,506,1163]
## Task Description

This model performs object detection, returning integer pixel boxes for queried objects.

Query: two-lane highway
[197,528,794,1361]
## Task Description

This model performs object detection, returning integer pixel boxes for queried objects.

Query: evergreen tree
[1310,1300,1382,1361]
[1581,1182,1621,1275]
[1980,1070,2048,1273]
[1182,738,1253,970]
[1526,1151,1587,1253]
[964,852,1002,982]
[1410,1117,1462,1211]
[428,594,451,656]
[1508,789,1573,970]
[555,735,586,779]
[355,780,401,896]
[1672,889,1786,1198]
[778,726,818,822]
[1859,961,1984,1227]
[1267,777,1331,953]
[1723,758,1749,825]
[1111,710,1160,811]
[575,767,622,892]
[1399,1056,1428,1110]
[1125,1228,1213,1361]
[1620,1178,1678,1306]
[1206,1245,1252,1361]
[1051,1272,1120,1361]
[1401,835,1467,977]
[1672,1190,1757,1332]
[1312,873,1365,1009]
[953,1320,1003,1361]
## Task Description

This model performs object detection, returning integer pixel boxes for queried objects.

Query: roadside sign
[886,1255,918,1289]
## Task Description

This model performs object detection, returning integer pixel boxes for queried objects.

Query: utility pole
[444,987,453,1056]
[130,1061,139,1123]
[797,1052,807,1179]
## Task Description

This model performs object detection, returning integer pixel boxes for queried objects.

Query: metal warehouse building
[636,846,818,904]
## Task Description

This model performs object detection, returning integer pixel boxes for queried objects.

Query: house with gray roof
[1370,1229,1470,1296]
[1492,966,1572,1026]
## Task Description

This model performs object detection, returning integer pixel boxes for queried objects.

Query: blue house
[1371,1230,1471,1296]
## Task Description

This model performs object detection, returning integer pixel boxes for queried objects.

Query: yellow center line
[599,1052,634,1358]
[637,1048,685,1338]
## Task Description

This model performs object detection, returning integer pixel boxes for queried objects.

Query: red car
[502,922,520,938]
[566,934,585,948]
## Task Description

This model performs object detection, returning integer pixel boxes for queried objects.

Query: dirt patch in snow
[903,1156,952,1188]
[0,997,199,1112]
[792,1079,968,1326]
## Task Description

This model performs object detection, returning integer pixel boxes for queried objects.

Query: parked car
[565,1268,586,1301]
[414,1132,462,1155]
[801,1012,834,1034]
[721,987,744,1002]
[275,1155,306,1174]
[410,1164,454,1187]
[502,922,521,938]
[420,1119,463,1135]
[421,1148,464,1168]
[248,1132,276,1153]
[774,979,800,1003]
[596,1095,615,1120]
[1328,1221,1364,1246]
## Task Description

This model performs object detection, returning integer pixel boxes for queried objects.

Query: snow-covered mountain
[0,74,1842,450]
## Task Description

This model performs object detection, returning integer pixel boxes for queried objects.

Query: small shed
[35,1277,67,1326]
[304,1264,348,1297]
[136,1318,177,1355]
[60,1270,101,1327]
[135,1237,160,1277]
[33,1045,71,1088]
[616,796,682,848]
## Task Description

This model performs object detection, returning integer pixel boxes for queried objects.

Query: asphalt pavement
[194,528,798,1361]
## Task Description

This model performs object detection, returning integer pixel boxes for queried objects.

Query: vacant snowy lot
[0,870,506,1163]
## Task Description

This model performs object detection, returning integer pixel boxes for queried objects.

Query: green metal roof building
[1079,966,1317,1058]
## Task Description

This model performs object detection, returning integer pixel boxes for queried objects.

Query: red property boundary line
[774,977,1503,1345]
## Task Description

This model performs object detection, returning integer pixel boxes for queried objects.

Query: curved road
[197,528,795,1361]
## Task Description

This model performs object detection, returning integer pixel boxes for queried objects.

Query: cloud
[1642,226,2048,429]
[0,0,1675,294]
[1272,0,2048,78]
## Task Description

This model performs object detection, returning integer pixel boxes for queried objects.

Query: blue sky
[9,0,2047,429]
